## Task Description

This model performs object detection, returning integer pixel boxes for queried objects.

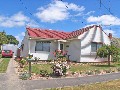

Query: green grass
[0,58,10,73]
[48,79,120,90]
[24,63,53,74]
[69,62,120,72]
[24,62,120,75]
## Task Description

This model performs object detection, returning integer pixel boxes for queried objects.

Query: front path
[0,58,120,90]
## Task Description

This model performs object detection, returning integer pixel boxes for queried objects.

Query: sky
[0,0,120,45]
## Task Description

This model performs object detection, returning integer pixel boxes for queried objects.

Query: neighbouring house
[20,25,112,62]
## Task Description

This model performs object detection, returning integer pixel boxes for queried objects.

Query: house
[20,25,112,62]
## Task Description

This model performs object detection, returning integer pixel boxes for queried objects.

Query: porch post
[58,41,60,50]
[28,38,31,54]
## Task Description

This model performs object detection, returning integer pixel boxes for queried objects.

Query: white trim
[28,40,30,54]
[58,41,60,50]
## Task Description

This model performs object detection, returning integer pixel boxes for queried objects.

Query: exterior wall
[78,26,111,62]
[30,40,57,60]
[66,39,81,62]
[20,31,29,57]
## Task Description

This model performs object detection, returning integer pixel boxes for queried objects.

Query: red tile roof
[26,25,103,40]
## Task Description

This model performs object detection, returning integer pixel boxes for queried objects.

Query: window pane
[35,41,50,52]
[91,43,97,52]
[97,44,102,50]
[43,43,50,52]
[35,42,42,51]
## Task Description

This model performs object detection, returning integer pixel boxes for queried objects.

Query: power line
[19,0,41,27]
[99,0,113,15]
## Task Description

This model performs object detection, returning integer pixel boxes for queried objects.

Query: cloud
[85,11,95,16]
[0,12,39,28]
[75,11,95,16]
[35,1,85,23]
[104,29,116,36]
[87,15,120,26]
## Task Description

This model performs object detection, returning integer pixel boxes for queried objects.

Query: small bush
[39,70,48,77]
[85,71,94,75]
[105,69,111,73]
[117,68,120,72]
[94,69,101,75]
[19,73,29,80]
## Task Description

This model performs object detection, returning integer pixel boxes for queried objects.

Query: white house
[20,25,112,62]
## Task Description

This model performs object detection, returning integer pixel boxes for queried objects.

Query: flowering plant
[53,50,68,61]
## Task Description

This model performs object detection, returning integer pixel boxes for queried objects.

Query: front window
[35,41,51,52]
[91,42,102,52]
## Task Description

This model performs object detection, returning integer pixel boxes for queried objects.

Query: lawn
[69,62,120,72]
[24,63,53,75]
[48,79,120,90]
[24,62,120,75]
[0,58,10,73]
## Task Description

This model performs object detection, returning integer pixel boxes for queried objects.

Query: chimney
[109,33,112,39]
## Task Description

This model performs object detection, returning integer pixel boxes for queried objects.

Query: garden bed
[15,60,120,80]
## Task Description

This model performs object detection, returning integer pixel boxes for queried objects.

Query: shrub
[94,69,101,75]
[19,59,27,68]
[85,71,94,75]
[19,73,29,80]
[105,69,111,73]
[117,68,120,72]
[39,70,48,77]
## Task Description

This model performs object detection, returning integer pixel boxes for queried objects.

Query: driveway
[0,58,120,90]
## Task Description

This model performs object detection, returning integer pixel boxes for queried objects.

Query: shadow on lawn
[91,65,116,67]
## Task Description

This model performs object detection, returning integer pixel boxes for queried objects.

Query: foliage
[53,50,67,61]
[7,35,19,45]
[94,69,101,74]
[0,31,8,45]
[39,70,49,77]
[85,70,94,75]
[19,73,29,80]
[19,59,26,65]
[97,45,120,62]
[19,59,27,68]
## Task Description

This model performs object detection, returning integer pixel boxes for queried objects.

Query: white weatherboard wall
[78,26,111,62]
[30,40,57,60]
[21,31,29,57]
[67,39,81,62]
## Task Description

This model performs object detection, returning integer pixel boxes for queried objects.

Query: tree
[0,31,9,50]
[0,32,8,45]
[7,35,19,45]
[97,45,120,66]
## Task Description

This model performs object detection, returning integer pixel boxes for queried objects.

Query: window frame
[35,41,51,52]
[91,42,103,52]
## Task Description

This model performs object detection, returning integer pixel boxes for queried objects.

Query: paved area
[0,58,120,90]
